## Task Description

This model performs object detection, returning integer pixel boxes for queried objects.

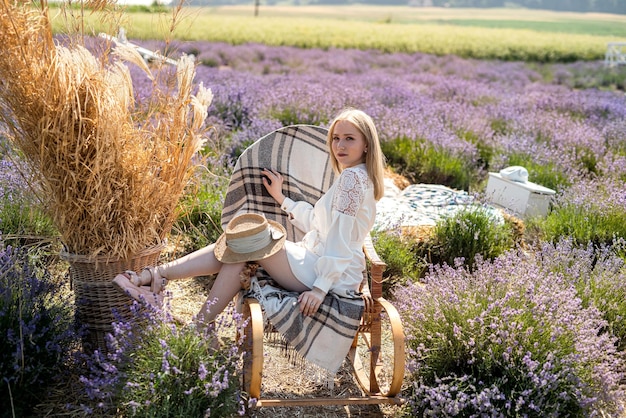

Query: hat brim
[214,219,287,264]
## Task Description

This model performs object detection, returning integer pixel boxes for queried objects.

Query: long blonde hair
[327,108,386,201]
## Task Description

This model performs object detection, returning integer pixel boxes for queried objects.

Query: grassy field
[198,4,626,30]
[51,5,626,62]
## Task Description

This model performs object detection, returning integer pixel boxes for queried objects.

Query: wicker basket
[60,243,165,352]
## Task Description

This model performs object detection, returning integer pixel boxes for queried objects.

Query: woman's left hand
[297,288,325,316]
[261,168,285,204]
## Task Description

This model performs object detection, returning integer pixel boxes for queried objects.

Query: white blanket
[374,181,504,231]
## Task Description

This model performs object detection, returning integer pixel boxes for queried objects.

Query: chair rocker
[221,124,405,408]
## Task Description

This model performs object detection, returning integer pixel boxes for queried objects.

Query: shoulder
[338,164,369,186]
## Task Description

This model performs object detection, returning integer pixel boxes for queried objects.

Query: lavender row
[126,40,626,212]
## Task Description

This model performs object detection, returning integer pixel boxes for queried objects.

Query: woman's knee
[219,261,246,273]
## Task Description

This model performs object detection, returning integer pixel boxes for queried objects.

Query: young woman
[113,108,386,325]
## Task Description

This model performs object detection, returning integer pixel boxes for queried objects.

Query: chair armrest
[363,234,386,300]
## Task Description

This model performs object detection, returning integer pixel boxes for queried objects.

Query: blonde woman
[113,108,386,326]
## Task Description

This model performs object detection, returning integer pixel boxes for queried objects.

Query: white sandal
[142,266,168,294]
[112,271,164,307]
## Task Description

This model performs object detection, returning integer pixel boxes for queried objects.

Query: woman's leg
[158,243,222,280]
[257,248,309,293]
[195,247,309,325]
[115,243,305,322]
[113,244,228,307]
[127,244,223,287]
[196,261,247,325]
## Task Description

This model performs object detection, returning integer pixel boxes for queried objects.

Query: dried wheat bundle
[0,0,211,260]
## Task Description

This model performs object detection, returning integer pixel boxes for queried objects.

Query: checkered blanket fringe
[249,276,363,375]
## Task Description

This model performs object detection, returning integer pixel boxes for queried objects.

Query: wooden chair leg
[241,298,264,401]
[349,297,405,397]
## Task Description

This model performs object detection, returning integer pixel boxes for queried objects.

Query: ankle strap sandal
[143,266,167,294]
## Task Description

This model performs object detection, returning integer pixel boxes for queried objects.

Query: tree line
[412,0,626,14]
[197,0,626,15]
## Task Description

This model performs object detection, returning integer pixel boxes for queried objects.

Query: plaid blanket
[222,125,364,374]
[375,182,504,231]
[250,278,364,373]
[222,125,336,240]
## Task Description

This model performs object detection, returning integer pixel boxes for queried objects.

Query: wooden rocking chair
[221,125,405,408]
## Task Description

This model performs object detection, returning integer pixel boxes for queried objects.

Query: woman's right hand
[261,168,285,205]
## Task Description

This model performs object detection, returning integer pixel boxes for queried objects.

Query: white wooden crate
[486,173,555,218]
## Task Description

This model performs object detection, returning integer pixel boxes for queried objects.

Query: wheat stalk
[0,0,211,260]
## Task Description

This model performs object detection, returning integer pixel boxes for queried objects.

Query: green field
[53,5,626,62]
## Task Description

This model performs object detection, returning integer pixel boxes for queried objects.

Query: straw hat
[215,213,286,264]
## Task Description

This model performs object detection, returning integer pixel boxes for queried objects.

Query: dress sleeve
[312,168,368,294]
[280,197,314,233]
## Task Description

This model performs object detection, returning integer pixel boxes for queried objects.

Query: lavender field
[4,34,626,415]
[134,40,626,415]
[132,40,626,215]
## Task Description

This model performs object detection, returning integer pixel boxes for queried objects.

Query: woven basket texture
[61,244,164,352]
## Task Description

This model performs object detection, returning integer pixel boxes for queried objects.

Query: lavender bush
[373,206,517,295]
[381,136,476,191]
[429,206,515,271]
[0,243,79,417]
[174,170,229,253]
[77,300,245,417]
[536,238,626,351]
[538,177,626,247]
[0,138,57,247]
[372,229,428,295]
[394,247,625,417]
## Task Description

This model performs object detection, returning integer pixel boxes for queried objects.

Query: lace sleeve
[331,167,368,217]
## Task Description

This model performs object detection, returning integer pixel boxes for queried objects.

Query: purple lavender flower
[76,300,244,416]
[395,245,624,416]
[0,244,79,416]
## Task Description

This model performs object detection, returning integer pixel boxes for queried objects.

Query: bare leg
[158,243,222,280]
[195,246,307,324]
[194,245,309,325]
[196,261,246,324]
[112,244,224,306]
[257,248,309,292]
[114,243,306,323]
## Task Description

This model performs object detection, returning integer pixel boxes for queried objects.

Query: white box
[486,173,556,218]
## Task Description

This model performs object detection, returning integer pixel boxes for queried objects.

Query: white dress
[279,163,376,297]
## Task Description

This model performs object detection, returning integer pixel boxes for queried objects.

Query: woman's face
[331,120,367,169]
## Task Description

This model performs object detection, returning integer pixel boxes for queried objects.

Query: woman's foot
[143,266,167,294]
[112,271,163,307]
[124,266,167,293]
